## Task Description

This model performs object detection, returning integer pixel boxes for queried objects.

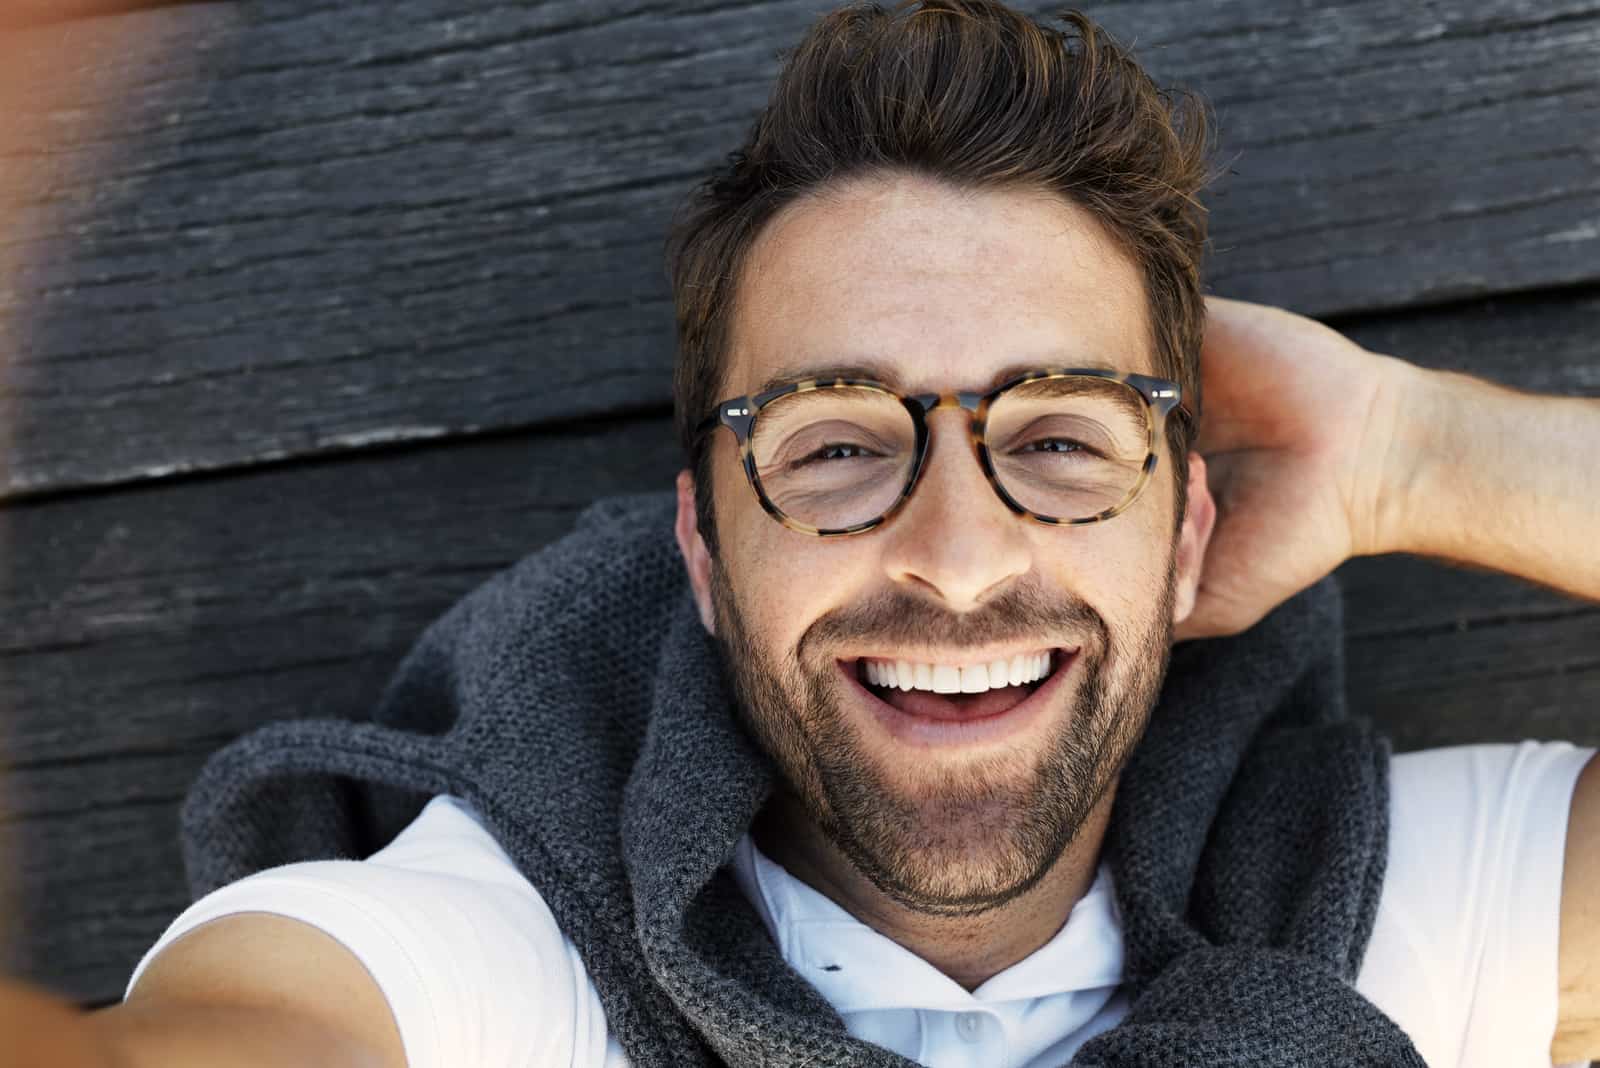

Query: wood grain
[1,412,686,1000]
[3,0,1597,497]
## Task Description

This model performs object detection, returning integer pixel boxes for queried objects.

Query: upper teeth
[861,651,1054,694]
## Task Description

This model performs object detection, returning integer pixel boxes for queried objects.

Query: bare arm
[1360,365,1600,1059]
[83,913,407,1068]
[1178,296,1600,638]
[1555,756,1600,1063]
[1377,361,1600,1063]
[1376,364,1600,600]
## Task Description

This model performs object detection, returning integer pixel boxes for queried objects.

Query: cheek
[1034,520,1172,632]
[726,527,889,661]
[719,520,846,658]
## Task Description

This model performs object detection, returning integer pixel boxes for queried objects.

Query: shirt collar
[729,834,1125,1015]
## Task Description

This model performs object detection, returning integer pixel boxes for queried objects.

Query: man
[9,1,1599,1065]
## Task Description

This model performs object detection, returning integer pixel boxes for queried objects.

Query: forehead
[724,172,1152,397]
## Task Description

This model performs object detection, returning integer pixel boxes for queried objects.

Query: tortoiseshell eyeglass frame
[693,368,1194,537]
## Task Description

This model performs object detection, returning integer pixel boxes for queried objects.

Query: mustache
[800,582,1105,660]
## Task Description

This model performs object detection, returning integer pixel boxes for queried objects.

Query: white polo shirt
[129,740,1596,1068]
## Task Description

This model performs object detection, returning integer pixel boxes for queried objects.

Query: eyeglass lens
[748,377,1151,530]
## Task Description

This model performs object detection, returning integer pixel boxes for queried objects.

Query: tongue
[878,683,1033,720]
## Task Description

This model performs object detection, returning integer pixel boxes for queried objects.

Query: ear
[1171,451,1217,627]
[675,469,717,634]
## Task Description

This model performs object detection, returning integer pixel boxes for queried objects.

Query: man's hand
[1174,296,1407,641]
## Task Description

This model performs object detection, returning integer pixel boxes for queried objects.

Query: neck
[751,780,1118,992]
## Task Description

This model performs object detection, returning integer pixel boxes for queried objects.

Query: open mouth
[843,647,1075,726]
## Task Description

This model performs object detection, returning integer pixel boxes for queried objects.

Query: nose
[877,406,1033,611]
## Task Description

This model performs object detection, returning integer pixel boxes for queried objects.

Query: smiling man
[30,3,1600,1068]
[678,174,1196,988]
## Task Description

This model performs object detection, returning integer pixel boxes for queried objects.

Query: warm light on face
[700,172,1188,913]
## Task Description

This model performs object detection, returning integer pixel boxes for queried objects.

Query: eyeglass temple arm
[1123,373,1198,434]
[695,400,756,441]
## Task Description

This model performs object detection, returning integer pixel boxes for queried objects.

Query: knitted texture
[180,491,1426,1066]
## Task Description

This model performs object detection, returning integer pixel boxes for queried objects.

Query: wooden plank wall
[1,0,1597,1013]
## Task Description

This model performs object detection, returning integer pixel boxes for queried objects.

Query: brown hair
[667,0,1214,552]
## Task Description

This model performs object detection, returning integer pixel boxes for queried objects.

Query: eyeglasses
[694,367,1192,537]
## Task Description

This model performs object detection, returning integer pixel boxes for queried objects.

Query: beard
[709,546,1178,918]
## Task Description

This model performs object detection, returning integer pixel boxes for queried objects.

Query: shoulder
[129,795,622,1068]
[1355,740,1596,1068]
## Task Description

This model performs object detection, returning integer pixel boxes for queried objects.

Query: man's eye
[794,443,878,466]
[1017,437,1097,456]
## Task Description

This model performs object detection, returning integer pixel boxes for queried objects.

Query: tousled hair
[666,1,1215,553]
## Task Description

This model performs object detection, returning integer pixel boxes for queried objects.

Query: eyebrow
[750,356,1126,398]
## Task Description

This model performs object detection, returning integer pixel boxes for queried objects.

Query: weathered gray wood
[1,414,682,770]
[4,0,1599,498]
[2,753,202,1005]
[1095,0,1600,308]
[1342,554,1600,748]
[1,411,686,1000]
[1338,285,1600,392]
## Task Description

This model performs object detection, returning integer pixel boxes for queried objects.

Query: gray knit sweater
[181,491,1426,1066]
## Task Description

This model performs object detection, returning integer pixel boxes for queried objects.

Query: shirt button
[956,1012,985,1043]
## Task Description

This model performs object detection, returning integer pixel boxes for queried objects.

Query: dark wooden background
[1,0,1597,1022]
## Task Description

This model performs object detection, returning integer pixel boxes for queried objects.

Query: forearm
[1378,362,1600,600]
[0,979,115,1068]
[85,1001,387,1068]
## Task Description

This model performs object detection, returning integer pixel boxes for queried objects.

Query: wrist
[1353,352,1431,558]
[1369,361,1544,565]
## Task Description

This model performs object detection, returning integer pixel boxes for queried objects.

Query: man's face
[676,172,1210,916]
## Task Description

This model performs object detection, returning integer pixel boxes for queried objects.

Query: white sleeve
[1363,740,1595,1068]
[125,796,627,1068]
